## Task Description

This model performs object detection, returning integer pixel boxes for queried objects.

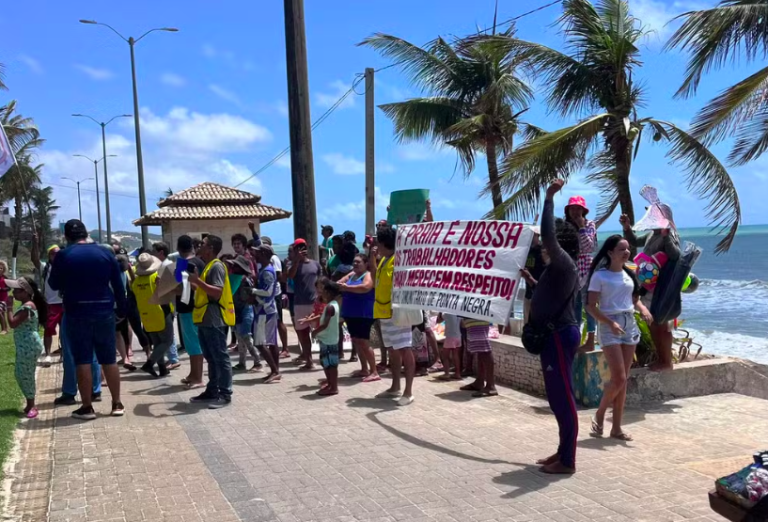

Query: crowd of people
[4,186,682,475]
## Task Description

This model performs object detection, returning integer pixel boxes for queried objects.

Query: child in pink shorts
[437,313,462,380]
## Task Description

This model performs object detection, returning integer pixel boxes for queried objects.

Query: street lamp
[79,19,178,249]
[73,154,117,243]
[72,113,131,243]
[61,177,94,222]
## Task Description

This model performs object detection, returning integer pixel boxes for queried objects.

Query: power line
[482,0,562,33]
[233,75,365,188]
[48,181,140,200]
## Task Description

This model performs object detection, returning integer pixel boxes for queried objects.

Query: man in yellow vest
[132,253,175,378]
[188,235,236,409]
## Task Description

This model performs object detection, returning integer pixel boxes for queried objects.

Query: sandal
[590,416,604,437]
[362,374,381,383]
[265,374,282,384]
[435,374,453,381]
[317,388,338,396]
[472,389,499,397]
[185,382,204,390]
[460,384,481,392]
[298,364,315,372]
[610,431,633,442]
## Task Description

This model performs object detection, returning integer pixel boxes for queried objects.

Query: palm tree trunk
[486,140,503,210]
[615,140,637,254]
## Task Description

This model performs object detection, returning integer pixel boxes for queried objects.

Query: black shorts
[345,317,375,340]
[116,316,130,345]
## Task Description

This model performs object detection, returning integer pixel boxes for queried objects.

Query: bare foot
[536,454,559,466]
[540,462,575,474]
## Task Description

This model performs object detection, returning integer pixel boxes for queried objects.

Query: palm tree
[0,62,7,91]
[25,185,59,246]
[667,1,768,166]
[0,157,41,260]
[485,0,741,252]
[359,27,535,209]
[1,100,43,171]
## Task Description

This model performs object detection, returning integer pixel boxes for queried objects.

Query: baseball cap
[293,238,307,247]
[64,219,88,241]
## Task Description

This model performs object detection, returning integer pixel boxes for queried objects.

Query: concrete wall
[491,334,768,405]
[161,219,261,255]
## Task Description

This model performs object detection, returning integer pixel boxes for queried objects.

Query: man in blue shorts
[49,219,127,420]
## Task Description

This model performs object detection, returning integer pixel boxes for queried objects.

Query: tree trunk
[11,198,21,258]
[614,139,637,253]
[486,140,503,211]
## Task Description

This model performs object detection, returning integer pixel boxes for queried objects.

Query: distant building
[0,207,13,239]
[133,182,291,255]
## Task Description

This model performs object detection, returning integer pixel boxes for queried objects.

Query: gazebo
[133,182,291,254]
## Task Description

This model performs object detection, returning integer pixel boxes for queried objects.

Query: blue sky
[1,0,766,244]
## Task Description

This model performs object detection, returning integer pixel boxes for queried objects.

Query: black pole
[77,182,82,222]
[101,123,111,243]
[129,37,149,249]
[93,160,102,243]
[283,0,318,258]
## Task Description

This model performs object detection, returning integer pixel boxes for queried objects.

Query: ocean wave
[700,278,768,290]
[685,328,768,365]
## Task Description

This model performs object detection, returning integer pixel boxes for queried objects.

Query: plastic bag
[633,185,676,232]
[650,242,702,323]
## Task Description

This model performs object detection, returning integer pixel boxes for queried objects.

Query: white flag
[0,125,16,177]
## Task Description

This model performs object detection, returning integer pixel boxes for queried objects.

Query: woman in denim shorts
[586,235,653,442]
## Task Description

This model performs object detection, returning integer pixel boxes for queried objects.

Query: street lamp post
[73,154,116,243]
[62,177,94,222]
[72,114,131,243]
[79,19,178,249]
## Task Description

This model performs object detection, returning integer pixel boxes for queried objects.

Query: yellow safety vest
[132,273,166,333]
[193,259,236,326]
[374,255,395,319]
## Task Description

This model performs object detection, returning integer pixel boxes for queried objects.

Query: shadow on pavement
[132,401,208,419]
[493,465,570,499]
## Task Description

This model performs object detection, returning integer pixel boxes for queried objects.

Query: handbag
[522,282,578,355]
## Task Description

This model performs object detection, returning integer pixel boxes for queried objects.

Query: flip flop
[472,389,499,398]
[298,365,315,372]
[590,416,604,437]
[610,432,633,442]
[362,374,381,383]
[460,384,481,392]
[265,374,282,384]
[185,382,205,390]
[317,388,338,396]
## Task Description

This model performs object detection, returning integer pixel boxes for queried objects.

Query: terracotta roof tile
[133,203,291,226]
[158,182,260,207]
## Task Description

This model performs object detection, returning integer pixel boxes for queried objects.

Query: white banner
[392,220,533,324]
[0,125,16,177]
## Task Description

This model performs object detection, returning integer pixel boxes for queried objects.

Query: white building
[133,182,291,254]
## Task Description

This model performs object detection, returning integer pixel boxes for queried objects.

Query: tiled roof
[157,182,260,207]
[134,182,291,225]
[133,203,291,226]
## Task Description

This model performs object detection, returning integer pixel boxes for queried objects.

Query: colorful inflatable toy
[634,251,668,291]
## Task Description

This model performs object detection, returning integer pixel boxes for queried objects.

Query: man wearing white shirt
[31,236,62,367]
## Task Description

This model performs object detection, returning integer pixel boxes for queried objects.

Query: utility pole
[101,124,112,243]
[129,37,149,249]
[283,0,318,259]
[365,67,375,235]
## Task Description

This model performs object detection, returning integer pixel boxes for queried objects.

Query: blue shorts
[235,306,255,337]
[598,311,641,347]
[179,312,202,356]
[319,342,339,369]
[64,313,116,366]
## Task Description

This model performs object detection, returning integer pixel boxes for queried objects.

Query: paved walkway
[4,333,767,522]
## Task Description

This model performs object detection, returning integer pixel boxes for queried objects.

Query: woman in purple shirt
[338,253,379,382]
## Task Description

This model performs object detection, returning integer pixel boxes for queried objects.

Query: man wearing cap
[133,253,176,377]
[564,196,598,352]
[30,235,61,367]
[49,219,127,420]
[287,238,322,369]
[188,234,236,408]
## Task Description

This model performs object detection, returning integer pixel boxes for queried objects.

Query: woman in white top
[586,235,652,441]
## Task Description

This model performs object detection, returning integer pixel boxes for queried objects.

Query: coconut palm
[667,1,768,166]
[359,27,535,208]
[0,157,42,260]
[1,100,43,174]
[25,185,59,246]
[483,0,741,252]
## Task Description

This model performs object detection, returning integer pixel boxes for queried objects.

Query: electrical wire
[48,181,140,199]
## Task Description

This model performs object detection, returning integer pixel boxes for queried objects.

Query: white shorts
[379,318,412,350]
[293,304,314,331]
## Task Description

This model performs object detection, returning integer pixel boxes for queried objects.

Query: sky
[1,0,766,245]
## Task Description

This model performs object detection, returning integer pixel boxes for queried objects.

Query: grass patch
[0,333,22,478]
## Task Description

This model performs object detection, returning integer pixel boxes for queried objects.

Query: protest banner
[392,220,533,323]
[387,189,429,225]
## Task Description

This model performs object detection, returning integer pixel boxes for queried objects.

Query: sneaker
[157,363,169,377]
[397,395,414,407]
[208,397,231,409]
[233,363,247,371]
[141,361,158,378]
[54,394,77,406]
[111,402,125,417]
[190,392,218,403]
[42,355,52,367]
[92,392,102,402]
[72,406,96,421]
[26,407,39,419]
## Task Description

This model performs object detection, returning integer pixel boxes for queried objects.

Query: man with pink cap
[564,195,598,351]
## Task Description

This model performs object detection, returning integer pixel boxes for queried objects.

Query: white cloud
[315,80,355,109]
[74,64,114,81]
[133,106,271,155]
[276,155,291,169]
[209,84,243,107]
[201,43,255,72]
[161,72,186,87]
[633,0,706,42]
[319,186,389,222]
[322,153,365,175]
[18,54,43,75]
[397,142,452,161]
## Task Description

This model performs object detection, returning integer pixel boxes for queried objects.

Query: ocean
[600,225,768,364]
[274,224,768,364]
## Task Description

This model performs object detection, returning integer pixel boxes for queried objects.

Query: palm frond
[651,119,741,253]
[519,123,548,141]
[689,64,768,146]
[378,98,464,143]
[0,63,6,91]
[727,107,768,164]
[666,2,768,98]
[489,114,608,219]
